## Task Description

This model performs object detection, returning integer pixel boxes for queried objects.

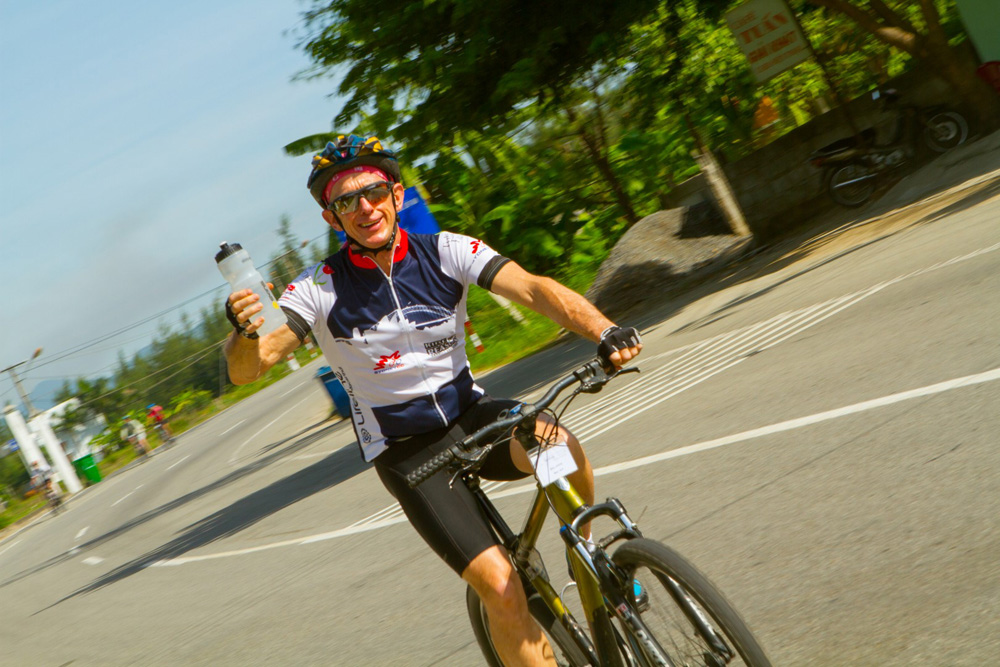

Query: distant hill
[29,379,68,411]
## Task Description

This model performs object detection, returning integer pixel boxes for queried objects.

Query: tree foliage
[292,0,989,280]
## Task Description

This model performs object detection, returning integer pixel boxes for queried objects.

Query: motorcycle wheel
[923,111,969,153]
[826,162,877,208]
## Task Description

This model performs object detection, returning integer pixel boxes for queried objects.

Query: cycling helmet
[307,134,401,208]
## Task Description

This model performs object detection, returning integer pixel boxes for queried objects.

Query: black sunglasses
[326,181,393,214]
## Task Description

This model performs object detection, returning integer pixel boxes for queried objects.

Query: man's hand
[598,326,642,370]
[225,283,274,339]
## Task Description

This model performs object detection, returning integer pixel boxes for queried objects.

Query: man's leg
[509,417,595,538]
[462,546,557,667]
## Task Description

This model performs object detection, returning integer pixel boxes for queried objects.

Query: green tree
[805,0,999,130]
[267,215,307,294]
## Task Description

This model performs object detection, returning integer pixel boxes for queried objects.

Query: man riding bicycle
[147,403,173,441]
[224,134,641,667]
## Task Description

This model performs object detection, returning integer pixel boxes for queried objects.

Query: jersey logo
[373,350,404,373]
[424,335,458,355]
[471,239,482,253]
[285,284,296,292]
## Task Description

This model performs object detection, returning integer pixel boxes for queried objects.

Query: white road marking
[111,485,143,507]
[166,455,190,470]
[219,420,246,436]
[82,556,104,565]
[227,395,314,464]
[149,366,1000,566]
[289,451,336,460]
[315,241,1000,536]
[0,540,21,557]
[280,381,309,397]
[75,526,89,539]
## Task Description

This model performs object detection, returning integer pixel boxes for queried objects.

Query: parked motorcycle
[808,89,969,207]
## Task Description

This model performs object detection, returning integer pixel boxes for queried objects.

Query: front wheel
[826,162,877,207]
[923,110,969,153]
[612,538,771,667]
[466,585,591,667]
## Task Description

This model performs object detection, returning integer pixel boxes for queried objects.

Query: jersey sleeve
[437,232,511,291]
[277,265,325,340]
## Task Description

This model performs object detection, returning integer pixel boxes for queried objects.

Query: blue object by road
[398,187,441,234]
[316,366,351,418]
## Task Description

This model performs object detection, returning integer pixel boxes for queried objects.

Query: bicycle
[44,480,64,515]
[407,359,771,666]
[153,421,175,447]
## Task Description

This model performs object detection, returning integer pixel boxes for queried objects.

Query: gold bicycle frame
[507,473,612,661]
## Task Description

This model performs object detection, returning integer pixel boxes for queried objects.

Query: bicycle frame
[464,460,655,666]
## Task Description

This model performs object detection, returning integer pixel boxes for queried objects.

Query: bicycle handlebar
[406,359,634,488]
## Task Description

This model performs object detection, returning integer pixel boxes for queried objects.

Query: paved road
[1,183,998,665]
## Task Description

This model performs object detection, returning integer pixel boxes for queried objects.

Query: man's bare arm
[223,289,302,384]
[489,261,641,366]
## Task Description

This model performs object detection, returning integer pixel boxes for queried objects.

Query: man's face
[321,171,405,250]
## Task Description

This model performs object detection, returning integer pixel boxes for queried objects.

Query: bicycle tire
[612,539,771,667]
[466,585,590,667]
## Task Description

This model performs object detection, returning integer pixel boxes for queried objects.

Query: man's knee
[462,546,525,612]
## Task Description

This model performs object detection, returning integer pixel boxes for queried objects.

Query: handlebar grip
[406,447,458,488]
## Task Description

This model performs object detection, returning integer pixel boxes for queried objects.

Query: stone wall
[667,67,960,240]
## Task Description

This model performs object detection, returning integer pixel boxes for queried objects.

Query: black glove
[597,326,641,369]
[225,298,259,339]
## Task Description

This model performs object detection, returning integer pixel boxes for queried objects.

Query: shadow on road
[36,444,369,611]
[1,418,356,591]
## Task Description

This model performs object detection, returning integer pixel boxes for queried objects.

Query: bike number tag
[532,441,578,487]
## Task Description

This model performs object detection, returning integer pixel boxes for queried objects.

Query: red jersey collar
[346,227,409,269]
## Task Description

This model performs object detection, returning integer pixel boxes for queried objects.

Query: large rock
[585,202,750,317]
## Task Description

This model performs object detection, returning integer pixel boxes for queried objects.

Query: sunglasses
[326,181,393,215]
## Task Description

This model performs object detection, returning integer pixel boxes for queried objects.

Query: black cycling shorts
[372,395,531,575]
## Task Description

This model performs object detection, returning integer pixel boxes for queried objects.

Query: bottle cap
[215,242,244,263]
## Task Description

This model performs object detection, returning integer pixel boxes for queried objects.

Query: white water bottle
[215,242,287,337]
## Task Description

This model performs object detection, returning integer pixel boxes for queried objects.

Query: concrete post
[489,293,526,324]
[30,412,83,494]
[4,405,51,485]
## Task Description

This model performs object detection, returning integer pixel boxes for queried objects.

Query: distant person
[146,403,174,442]
[30,460,52,490]
[43,476,63,514]
[120,416,150,458]
[223,134,641,666]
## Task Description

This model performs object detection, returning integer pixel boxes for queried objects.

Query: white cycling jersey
[278,229,511,460]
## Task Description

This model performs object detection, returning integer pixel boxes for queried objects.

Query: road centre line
[0,540,21,558]
[150,366,1000,566]
[111,485,143,507]
[219,420,246,436]
[75,526,89,539]
[166,455,190,471]
[227,395,314,464]
[280,381,309,397]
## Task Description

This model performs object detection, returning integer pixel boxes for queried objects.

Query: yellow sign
[726,0,811,83]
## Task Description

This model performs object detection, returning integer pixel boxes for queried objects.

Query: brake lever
[447,443,490,488]
[580,364,640,393]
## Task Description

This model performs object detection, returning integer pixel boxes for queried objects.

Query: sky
[1,0,349,407]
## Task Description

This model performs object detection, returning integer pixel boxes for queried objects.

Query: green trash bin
[74,453,102,484]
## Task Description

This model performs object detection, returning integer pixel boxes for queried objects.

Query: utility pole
[2,348,42,417]
[2,348,83,494]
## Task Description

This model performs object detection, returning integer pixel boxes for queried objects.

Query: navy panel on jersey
[373,367,480,437]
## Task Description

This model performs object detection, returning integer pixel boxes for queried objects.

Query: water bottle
[215,242,287,337]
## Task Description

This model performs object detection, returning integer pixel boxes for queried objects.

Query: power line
[74,338,228,410]
[32,229,331,374]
